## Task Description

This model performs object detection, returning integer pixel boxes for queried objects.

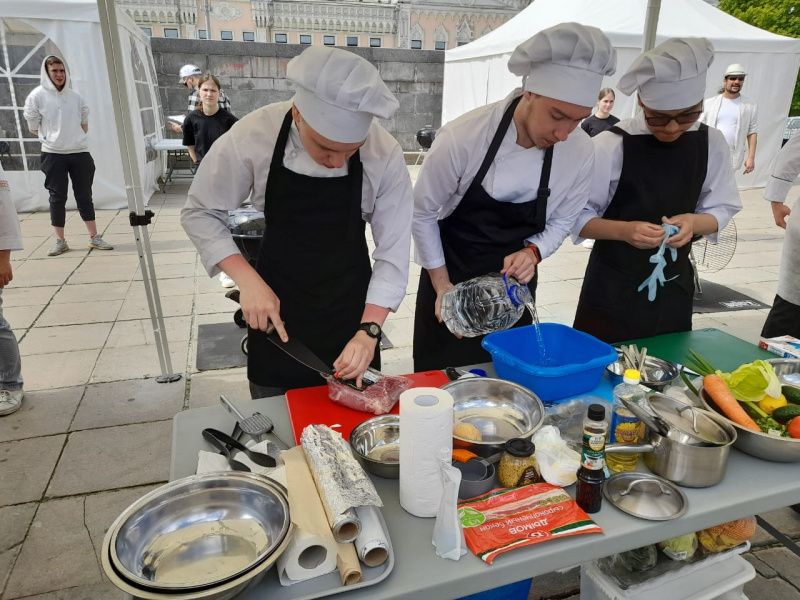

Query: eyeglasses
[643,110,703,127]
[726,76,745,81]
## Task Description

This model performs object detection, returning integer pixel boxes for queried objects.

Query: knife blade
[266,331,334,379]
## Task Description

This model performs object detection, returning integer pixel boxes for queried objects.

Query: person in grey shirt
[0,164,24,415]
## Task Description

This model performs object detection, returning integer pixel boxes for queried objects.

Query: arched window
[129,33,161,162]
[0,18,64,171]
[456,20,472,46]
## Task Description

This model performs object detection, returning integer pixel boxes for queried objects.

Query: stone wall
[149,38,444,150]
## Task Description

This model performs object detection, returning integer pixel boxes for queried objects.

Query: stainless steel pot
[607,409,737,488]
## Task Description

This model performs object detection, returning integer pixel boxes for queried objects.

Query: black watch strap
[358,322,382,340]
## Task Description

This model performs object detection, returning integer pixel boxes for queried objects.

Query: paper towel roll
[354,506,389,567]
[399,387,454,518]
[277,447,338,586]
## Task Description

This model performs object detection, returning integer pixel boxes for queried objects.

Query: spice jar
[498,438,541,488]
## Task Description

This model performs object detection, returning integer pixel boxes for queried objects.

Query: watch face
[368,323,380,337]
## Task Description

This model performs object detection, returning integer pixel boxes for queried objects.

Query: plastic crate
[456,578,533,600]
[580,554,754,600]
[482,324,617,403]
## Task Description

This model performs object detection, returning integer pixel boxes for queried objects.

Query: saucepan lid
[603,472,688,521]
[648,393,732,446]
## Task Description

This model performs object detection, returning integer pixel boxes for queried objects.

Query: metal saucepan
[607,408,737,488]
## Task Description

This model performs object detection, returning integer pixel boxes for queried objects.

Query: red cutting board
[285,370,450,444]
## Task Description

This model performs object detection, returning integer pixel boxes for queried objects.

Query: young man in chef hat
[572,38,741,343]
[181,46,413,397]
[412,22,617,372]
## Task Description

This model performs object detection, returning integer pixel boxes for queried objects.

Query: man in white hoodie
[23,55,113,255]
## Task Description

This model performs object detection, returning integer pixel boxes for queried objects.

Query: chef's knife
[265,331,374,389]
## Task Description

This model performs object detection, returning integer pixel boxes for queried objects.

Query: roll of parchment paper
[336,542,362,586]
[399,387,454,517]
[354,505,389,567]
[277,446,338,586]
[300,424,382,543]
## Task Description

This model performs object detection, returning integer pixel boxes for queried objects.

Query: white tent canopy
[443,0,800,187]
[0,0,163,211]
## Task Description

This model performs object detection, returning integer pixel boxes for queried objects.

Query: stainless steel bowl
[107,472,291,591]
[700,386,800,463]
[350,415,400,479]
[442,378,545,458]
[607,354,680,391]
[769,358,800,387]
[102,518,293,600]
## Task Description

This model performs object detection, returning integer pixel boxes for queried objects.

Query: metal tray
[236,508,394,600]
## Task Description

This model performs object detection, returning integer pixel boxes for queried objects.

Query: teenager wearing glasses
[571,38,741,343]
[701,64,758,174]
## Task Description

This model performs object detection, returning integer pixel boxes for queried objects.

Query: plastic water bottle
[606,369,647,473]
[440,274,532,338]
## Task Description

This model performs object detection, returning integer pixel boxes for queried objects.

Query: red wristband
[525,244,541,263]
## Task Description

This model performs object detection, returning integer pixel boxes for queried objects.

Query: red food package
[457,483,602,564]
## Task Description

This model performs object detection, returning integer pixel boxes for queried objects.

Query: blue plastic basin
[481,323,617,403]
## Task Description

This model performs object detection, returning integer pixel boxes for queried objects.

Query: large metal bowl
[107,472,291,592]
[442,377,545,458]
[769,358,800,387]
[350,415,400,479]
[700,386,800,463]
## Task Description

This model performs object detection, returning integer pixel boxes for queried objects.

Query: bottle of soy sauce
[576,403,608,514]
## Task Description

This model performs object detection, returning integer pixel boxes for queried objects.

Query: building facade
[119,0,531,51]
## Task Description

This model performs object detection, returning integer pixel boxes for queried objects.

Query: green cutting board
[624,328,774,373]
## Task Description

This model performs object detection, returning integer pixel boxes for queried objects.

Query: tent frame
[96,0,180,383]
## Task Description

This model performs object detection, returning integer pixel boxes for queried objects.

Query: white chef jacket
[764,133,800,305]
[180,101,413,312]
[572,114,741,244]
[413,90,594,270]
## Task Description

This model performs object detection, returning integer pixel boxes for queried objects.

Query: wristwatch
[358,322,382,340]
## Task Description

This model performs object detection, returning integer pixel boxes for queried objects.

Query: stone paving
[0,176,799,599]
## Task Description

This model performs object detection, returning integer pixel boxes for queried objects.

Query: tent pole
[96,0,181,383]
[642,0,662,52]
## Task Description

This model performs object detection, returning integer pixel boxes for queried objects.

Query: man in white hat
[572,38,741,343]
[181,46,412,396]
[167,65,232,134]
[411,22,616,371]
[700,63,758,174]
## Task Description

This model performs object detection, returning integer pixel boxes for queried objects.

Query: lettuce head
[718,360,781,403]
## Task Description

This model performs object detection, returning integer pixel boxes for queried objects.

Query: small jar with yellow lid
[497,438,541,488]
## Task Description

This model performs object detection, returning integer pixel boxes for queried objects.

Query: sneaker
[0,388,23,416]
[89,235,114,250]
[47,238,69,256]
[219,273,236,288]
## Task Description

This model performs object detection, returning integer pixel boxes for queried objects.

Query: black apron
[247,110,378,389]
[413,96,552,372]
[573,124,709,343]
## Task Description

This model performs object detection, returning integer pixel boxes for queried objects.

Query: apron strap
[534,145,553,228]
[270,109,293,171]
[469,95,523,189]
[608,125,628,137]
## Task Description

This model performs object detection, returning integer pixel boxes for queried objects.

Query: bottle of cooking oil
[606,369,646,473]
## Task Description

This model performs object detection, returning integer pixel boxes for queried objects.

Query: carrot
[452,449,478,463]
[704,374,761,432]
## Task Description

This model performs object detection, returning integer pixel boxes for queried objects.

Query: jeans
[0,288,22,390]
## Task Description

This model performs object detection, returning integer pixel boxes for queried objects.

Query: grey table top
[152,138,186,151]
[171,391,800,600]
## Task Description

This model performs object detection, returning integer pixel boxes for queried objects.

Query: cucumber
[783,385,800,405]
[772,404,800,424]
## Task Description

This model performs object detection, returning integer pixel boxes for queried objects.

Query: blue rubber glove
[637,224,680,301]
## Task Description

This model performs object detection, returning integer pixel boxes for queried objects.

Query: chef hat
[287,46,399,143]
[618,38,714,111]
[508,22,617,108]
